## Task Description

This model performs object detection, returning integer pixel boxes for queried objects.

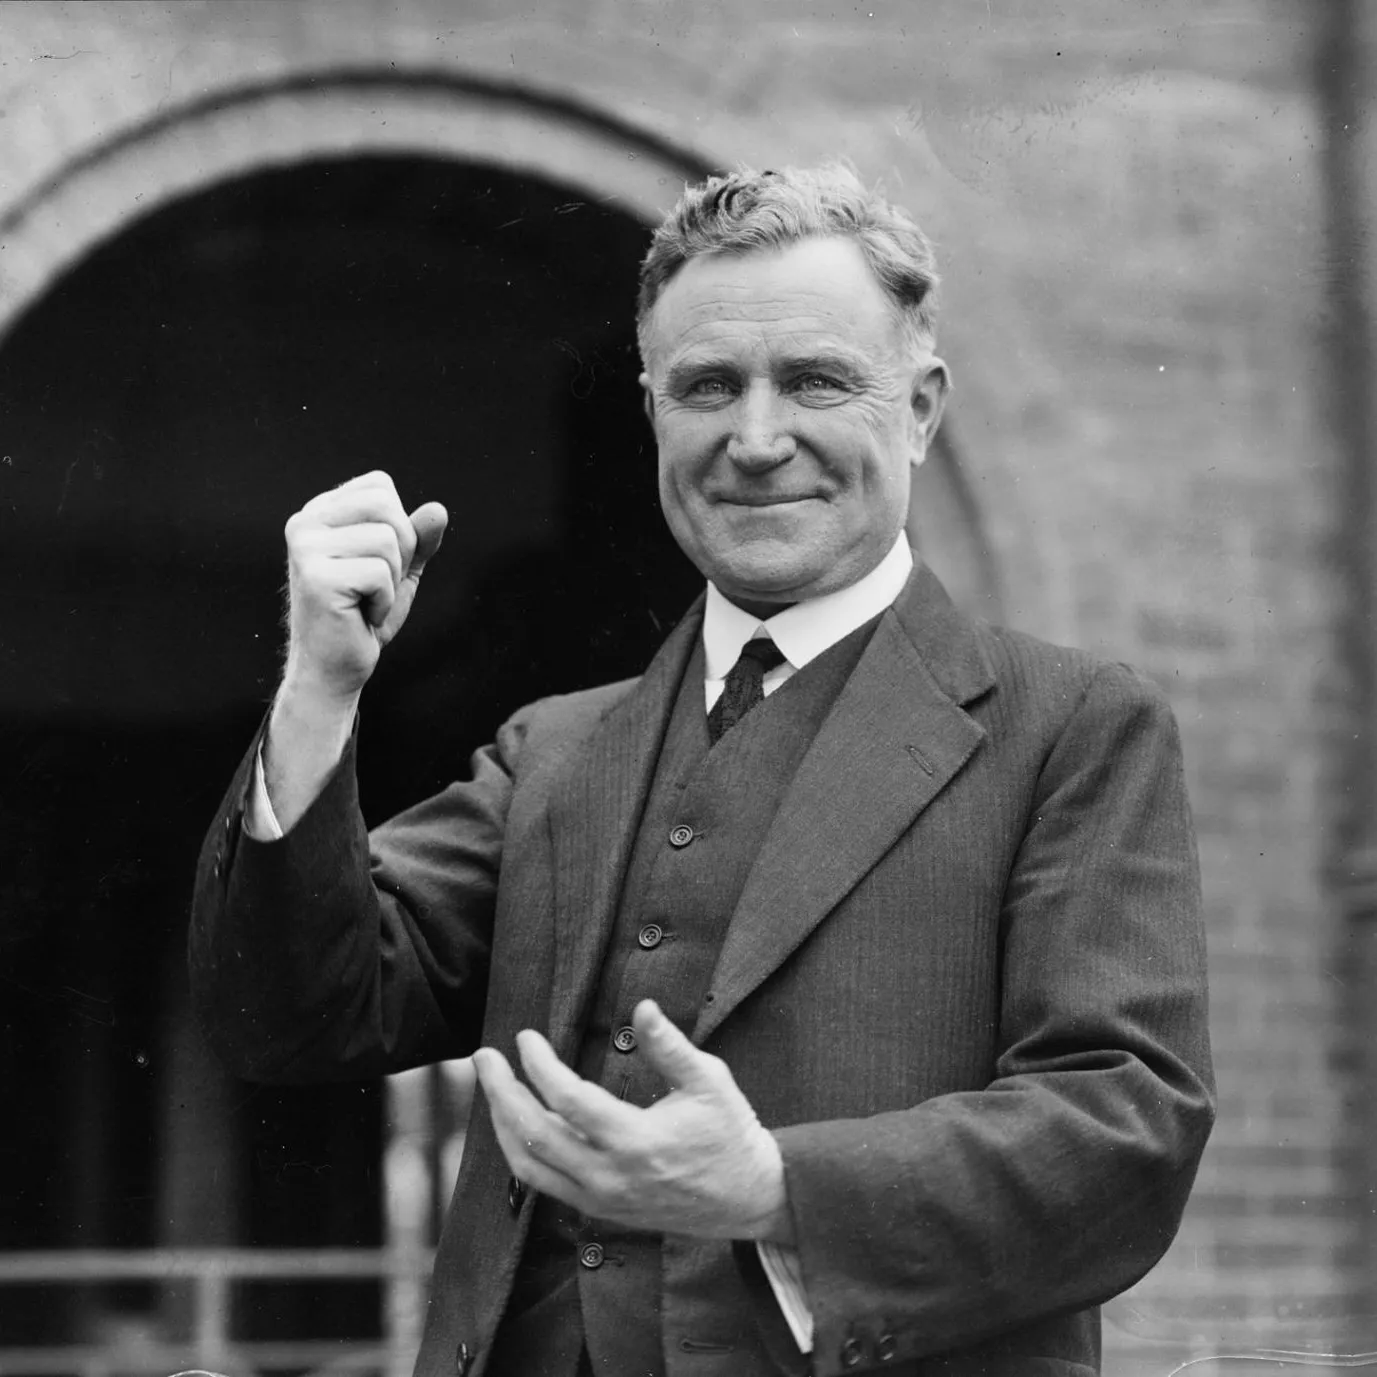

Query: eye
[677,375,737,405]
[790,372,851,401]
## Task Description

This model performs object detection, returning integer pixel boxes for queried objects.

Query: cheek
[657,417,720,486]
[804,414,898,483]
[656,446,705,535]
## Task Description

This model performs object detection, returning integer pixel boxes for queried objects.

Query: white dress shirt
[702,533,913,711]
[250,534,916,1352]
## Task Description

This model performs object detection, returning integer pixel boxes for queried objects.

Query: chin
[709,553,826,605]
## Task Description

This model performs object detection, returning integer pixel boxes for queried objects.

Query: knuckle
[702,1053,732,1084]
[585,1173,620,1208]
[519,1121,553,1159]
[293,552,330,587]
[543,1085,581,1120]
[612,1128,651,1167]
[505,1141,535,1176]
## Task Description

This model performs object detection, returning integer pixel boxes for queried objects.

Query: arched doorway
[0,150,701,1348]
[0,77,1005,1357]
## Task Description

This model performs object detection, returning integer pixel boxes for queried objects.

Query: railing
[0,1248,435,1377]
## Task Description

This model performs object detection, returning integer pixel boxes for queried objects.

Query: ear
[639,371,657,433]
[908,356,951,468]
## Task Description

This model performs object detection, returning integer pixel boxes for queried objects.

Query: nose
[725,382,797,471]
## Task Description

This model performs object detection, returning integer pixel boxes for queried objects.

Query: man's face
[639,236,949,609]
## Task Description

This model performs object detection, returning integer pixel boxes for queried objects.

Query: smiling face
[639,236,949,610]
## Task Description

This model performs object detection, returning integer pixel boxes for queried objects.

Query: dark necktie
[707,636,787,745]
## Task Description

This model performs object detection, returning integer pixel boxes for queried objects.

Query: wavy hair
[636,162,940,358]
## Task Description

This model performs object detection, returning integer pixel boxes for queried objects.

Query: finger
[516,1030,637,1146]
[474,1048,601,1180]
[495,1146,589,1216]
[296,555,397,629]
[332,470,400,494]
[297,472,417,570]
[406,502,448,578]
[632,1000,720,1092]
[299,522,404,590]
[299,471,404,524]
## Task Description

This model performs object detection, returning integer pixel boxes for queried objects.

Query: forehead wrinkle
[656,315,891,373]
[643,245,913,375]
[671,289,887,334]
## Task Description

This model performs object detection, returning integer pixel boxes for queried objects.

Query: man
[191,164,1214,1377]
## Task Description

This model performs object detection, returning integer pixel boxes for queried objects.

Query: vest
[486,616,879,1377]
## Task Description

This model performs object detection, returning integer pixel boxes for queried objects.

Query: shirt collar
[702,534,913,681]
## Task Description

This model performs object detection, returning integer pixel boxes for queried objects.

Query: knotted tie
[707,636,787,745]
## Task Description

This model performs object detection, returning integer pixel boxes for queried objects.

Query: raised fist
[280,470,448,705]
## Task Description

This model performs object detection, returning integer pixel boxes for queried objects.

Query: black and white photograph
[0,3,1371,1375]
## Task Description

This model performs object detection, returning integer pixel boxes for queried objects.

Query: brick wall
[0,0,1360,1369]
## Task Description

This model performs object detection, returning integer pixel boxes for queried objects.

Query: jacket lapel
[692,563,995,1045]
[544,598,704,1059]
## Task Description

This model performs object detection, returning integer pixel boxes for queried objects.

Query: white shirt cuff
[244,743,285,842]
[757,1241,814,1352]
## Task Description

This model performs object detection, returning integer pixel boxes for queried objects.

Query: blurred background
[0,1,1373,1374]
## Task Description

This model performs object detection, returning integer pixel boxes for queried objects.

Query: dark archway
[0,154,699,1345]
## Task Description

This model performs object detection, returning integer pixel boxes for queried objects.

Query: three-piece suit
[190,559,1214,1377]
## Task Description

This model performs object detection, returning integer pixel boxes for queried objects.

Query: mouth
[714,494,822,509]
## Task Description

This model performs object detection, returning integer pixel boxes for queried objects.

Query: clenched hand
[265,471,447,832]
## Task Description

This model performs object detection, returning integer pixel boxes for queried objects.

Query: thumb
[634,999,713,1091]
[407,501,448,578]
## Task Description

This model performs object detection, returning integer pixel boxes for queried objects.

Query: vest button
[507,1175,526,1214]
[612,1026,637,1053]
[668,823,695,847]
[638,923,664,949]
[579,1242,605,1269]
[455,1339,473,1374]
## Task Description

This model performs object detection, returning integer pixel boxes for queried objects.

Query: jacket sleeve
[768,664,1215,1375]
[188,705,535,1084]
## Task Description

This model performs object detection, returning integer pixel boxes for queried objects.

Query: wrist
[275,665,363,733]
[262,675,360,834]
[745,1131,795,1245]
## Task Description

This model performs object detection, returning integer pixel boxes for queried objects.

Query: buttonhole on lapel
[679,1338,734,1354]
[905,743,935,776]
[703,991,716,1004]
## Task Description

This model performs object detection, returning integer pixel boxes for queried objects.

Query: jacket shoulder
[495,675,641,781]
[519,675,640,735]
[970,620,1177,733]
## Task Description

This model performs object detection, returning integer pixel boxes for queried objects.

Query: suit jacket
[189,560,1214,1377]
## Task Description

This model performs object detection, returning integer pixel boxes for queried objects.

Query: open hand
[472,999,793,1243]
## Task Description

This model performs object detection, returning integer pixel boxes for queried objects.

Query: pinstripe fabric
[190,559,1213,1377]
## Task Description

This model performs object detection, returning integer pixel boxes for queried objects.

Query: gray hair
[636,163,941,359]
